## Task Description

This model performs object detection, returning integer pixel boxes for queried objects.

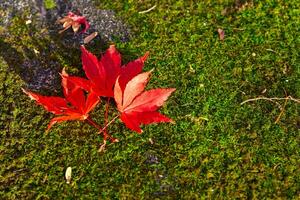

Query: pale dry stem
[241,96,300,105]
[138,5,157,14]
[241,95,300,123]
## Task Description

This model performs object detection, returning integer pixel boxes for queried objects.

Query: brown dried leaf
[217,28,225,41]
[84,32,98,44]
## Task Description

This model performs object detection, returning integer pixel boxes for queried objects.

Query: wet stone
[0,0,130,42]
[21,60,61,93]
[0,0,131,93]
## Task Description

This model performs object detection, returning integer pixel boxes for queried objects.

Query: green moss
[44,0,57,9]
[1,0,299,199]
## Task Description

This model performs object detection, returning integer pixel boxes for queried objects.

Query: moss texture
[0,0,299,199]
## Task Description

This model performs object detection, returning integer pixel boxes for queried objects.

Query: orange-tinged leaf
[125,88,176,112]
[114,77,123,111]
[122,72,151,109]
[114,70,175,133]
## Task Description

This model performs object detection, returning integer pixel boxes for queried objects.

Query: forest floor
[0,0,299,199]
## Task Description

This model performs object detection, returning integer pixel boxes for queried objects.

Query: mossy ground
[1,0,299,199]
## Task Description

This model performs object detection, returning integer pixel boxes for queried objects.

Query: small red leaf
[58,12,90,33]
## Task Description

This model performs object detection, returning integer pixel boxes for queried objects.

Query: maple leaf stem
[85,116,118,143]
[99,114,120,134]
[85,117,112,139]
[105,98,110,123]
[85,116,102,130]
[103,98,110,140]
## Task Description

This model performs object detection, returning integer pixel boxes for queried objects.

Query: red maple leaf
[23,69,99,130]
[114,71,175,133]
[65,45,149,98]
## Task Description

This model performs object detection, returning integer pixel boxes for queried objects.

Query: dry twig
[241,95,300,123]
[139,5,157,14]
[241,96,300,106]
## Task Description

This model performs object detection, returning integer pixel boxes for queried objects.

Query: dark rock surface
[0,0,130,42]
[0,0,130,93]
